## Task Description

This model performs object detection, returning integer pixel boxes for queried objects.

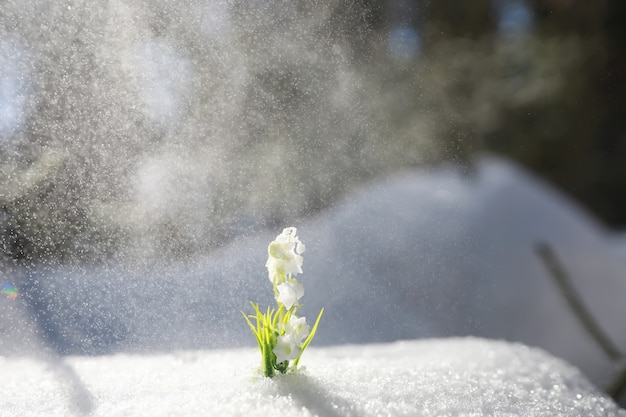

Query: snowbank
[1,338,623,417]
[3,155,626,396]
[611,232,626,265]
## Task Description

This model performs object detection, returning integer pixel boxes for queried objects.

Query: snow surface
[611,233,626,265]
[2,155,626,402]
[2,338,624,417]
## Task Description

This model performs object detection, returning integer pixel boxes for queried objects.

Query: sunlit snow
[2,156,625,406]
[2,338,624,416]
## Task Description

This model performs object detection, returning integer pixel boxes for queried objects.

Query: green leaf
[241,311,261,346]
[293,307,324,367]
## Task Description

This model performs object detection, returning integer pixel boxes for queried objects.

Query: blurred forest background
[0,0,625,267]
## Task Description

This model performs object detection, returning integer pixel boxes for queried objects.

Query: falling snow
[0,1,624,415]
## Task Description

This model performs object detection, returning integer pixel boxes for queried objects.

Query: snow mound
[4,155,626,394]
[1,338,623,417]
[611,232,626,265]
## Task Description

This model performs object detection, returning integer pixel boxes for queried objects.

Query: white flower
[273,335,302,363]
[276,280,304,310]
[282,314,310,344]
[266,227,305,284]
[273,315,309,363]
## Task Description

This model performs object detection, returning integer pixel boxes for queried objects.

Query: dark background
[379,0,626,227]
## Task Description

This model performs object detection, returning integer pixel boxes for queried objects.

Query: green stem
[263,343,274,377]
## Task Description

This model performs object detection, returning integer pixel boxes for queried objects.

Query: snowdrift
[2,338,624,416]
[2,155,625,394]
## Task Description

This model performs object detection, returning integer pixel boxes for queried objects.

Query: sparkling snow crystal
[1,338,624,416]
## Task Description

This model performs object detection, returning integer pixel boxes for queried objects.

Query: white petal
[273,336,301,363]
[284,315,310,343]
[276,281,305,309]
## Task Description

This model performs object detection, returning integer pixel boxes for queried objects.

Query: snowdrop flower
[273,335,302,364]
[266,227,305,284]
[276,280,304,310]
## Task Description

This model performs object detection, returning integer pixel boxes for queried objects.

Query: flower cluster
[243,227,323,377]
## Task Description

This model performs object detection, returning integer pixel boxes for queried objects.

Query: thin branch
[536,242,626,401]
[606,359,626,400]
[535,242,623,361]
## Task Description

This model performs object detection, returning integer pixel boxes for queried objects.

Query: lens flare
[2,282,18,299]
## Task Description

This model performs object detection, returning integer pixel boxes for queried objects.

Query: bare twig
[536,242,623,361]
[606,359,626,400]
[536,242,626,400]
